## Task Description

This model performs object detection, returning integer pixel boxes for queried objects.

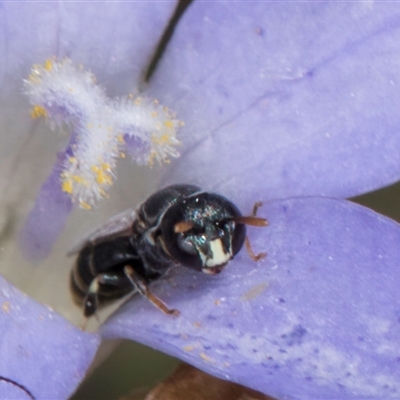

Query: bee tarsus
[123,265,180,317]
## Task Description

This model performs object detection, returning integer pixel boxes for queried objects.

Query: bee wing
[67,208,137,256]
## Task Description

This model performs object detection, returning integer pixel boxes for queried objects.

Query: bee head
[160,193,246,274]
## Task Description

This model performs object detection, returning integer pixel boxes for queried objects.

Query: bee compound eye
[231,221,247,256]
[161,222,204,271]
[177,234,197,255]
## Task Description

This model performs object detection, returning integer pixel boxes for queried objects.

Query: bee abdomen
[70,245,95,306]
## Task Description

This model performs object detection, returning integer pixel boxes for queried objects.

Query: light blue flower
[1,2,400,399]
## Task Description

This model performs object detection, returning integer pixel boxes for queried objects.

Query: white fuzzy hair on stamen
[24,58,182,209]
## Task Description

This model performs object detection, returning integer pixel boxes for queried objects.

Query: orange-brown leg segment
[252,201,263,217]
[233,201,268,227]
[238,201,268,262]
[245,236,267,262]
[124,266,180,317]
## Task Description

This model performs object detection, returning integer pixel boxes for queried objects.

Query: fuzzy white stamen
[24,58,182,209]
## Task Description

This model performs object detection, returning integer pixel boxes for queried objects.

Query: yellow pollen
[68,157,77,164]
[134,98,142,106]
[44,59,53,71]
[72,175,86,185]
[152,133,171,145]
[61,179,74,194]
[96,169,112,185]
[79,201,92,210]
[92,164,112,185]
[147,151,156,167]
[30,105,47,119]
[164,120,174,129]
[120,152,126,159]
[151,112,158,118]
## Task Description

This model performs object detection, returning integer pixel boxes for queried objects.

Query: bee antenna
[174,221,194,233]
[232,201,268,227]
[233,215,268,227]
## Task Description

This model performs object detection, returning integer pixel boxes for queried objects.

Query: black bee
[70,184,267,318]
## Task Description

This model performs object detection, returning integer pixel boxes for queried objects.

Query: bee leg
[245,236,266,262]
[245,201,267,262]
[123,265,180,317]
[252,201,263,217]
[83,278,101,318]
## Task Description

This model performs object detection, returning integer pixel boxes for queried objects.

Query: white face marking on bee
[88,277,100,295]
[205,238,232,268]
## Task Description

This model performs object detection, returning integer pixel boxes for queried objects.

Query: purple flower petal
[102,197,400,399]
[18,152,73,262]
[151,2,400,201]
[4,2,400,398]
[0,275,100,399]
[0,2,177,94]
[0,378,34,400]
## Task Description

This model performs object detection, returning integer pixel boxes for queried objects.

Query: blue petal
[150,2,400,201]
[18,153,73,262]
[0,1,177,93]
[102,197,400,399]
[0,275,100,399]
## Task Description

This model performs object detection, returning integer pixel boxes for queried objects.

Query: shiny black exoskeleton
[70,184,267,318]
